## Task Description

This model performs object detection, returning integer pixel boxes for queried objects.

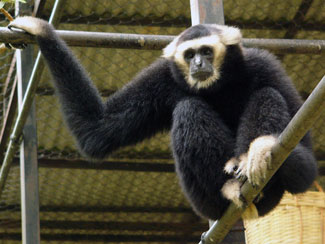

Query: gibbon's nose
[191,55,213,81]
[194,55,203,67]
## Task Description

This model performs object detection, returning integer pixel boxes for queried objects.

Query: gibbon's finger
[224,157,239,175]
[235,172,247,182]
[6,24,29,49]
[7,25,28,34]
[246,135,276,186]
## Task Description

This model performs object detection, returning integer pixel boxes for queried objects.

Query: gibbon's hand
[224,154,247,179]
[8,16,51,37]
[236,135,277,187]
[222,136,277,208]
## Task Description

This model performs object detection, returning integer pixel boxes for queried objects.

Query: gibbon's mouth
[191,71,213,81]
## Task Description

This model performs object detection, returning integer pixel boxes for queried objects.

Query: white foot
[221,179,244,208]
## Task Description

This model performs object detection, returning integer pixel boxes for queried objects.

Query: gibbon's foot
[224,156,265,207]
[8,16,51,37]
[221,179,247,208]
[236,135,277,187]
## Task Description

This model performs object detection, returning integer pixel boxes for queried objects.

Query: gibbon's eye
[200,46,213,57]
[184,49,195,61]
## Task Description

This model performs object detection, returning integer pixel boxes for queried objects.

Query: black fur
[26,20,317,220]
[171,97,235,219]
[176,24,211,44]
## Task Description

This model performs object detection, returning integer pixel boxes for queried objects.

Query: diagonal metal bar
[200,75,325,244]
[0,76,17,161]
[0,0,65,199]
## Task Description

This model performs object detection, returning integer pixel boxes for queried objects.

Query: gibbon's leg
[235,87,317,191]
[171,97,235,220]
[222,155,248,208]
[253,180,284,216]
[221,178,245,208]
[223,87,317,212]
[9,16,181,159]
[279,143,317,193]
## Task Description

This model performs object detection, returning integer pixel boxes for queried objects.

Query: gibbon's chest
[204,89,249,130]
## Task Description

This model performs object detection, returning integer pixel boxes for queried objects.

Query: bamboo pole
[0,27,325,53]
[200,75,325,244]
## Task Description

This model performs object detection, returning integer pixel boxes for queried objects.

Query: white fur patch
[9,16,49,37]
[175,35,221,57]
[162,35,180,59]
[213,24,242,45]
[246,135,277,186]
[221,179,243,208]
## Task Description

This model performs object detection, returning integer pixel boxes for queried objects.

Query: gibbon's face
[163,24,242,90]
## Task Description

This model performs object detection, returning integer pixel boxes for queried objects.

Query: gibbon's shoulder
[243,48,283,72]
[119,58,185,103]
[132,58,174,83]
[242,48,291,86]
[242,48,289,76]
[241,47,304,115]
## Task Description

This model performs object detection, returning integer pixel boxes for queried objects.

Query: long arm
[236,87,317,193]
[10,16,179,159]
[171,97,235,220]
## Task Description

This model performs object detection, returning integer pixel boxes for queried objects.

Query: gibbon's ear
[162,35,181,59]
[216,25,242,45]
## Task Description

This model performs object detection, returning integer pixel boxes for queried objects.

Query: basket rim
[278,191,325,208]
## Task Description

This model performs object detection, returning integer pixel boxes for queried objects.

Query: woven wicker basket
[243,188,325,244]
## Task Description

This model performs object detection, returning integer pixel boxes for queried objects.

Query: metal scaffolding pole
[0,0,65,201]
[190,0,225,25]
[199,75,325,244]
[0,27,324,53]
[15,0,41,242]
